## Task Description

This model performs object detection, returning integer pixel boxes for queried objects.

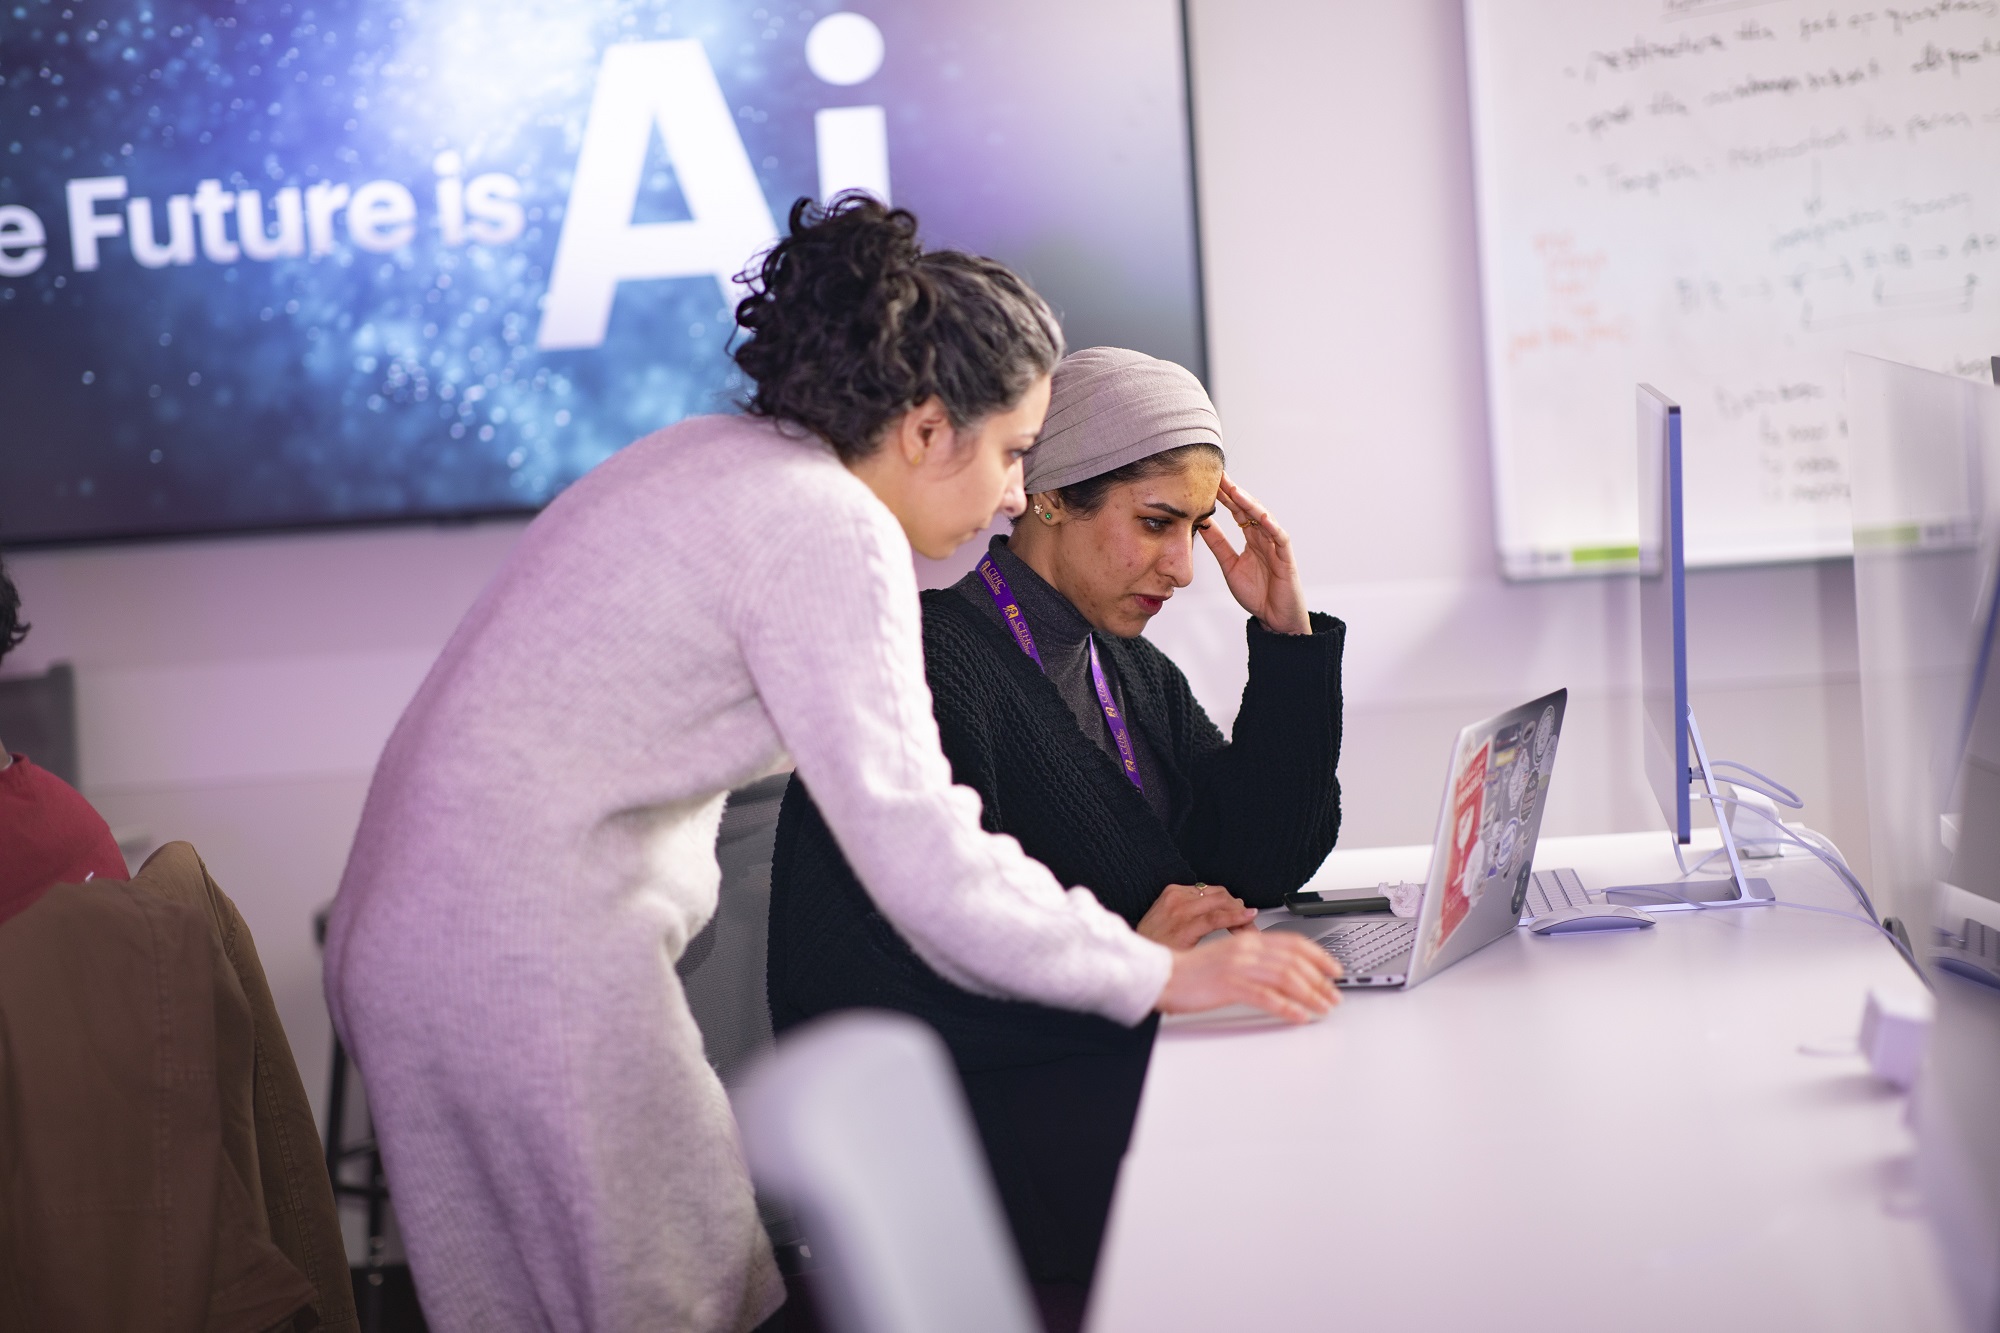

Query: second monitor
[1610,385,1773,910]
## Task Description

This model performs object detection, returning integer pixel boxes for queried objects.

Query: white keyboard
[1519,868,1597,921]
[1935,917,2000,989]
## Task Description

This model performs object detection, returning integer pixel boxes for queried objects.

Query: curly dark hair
[732,195,1064,462]
[1033,442,1226,521]
[0,555,28,665]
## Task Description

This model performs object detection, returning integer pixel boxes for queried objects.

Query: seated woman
[767,346,1344,1294]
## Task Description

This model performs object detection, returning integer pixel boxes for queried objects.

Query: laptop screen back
[1406,688,1569,988]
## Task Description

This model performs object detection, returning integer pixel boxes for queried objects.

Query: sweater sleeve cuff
[1245,612,1345,671]
[1104,931,1176,1026]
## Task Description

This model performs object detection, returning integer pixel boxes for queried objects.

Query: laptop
[1265,688,1568,989]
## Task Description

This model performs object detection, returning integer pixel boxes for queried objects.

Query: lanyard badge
[976,553,1145,793]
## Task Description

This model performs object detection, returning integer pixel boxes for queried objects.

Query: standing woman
[323,198,1340,1333]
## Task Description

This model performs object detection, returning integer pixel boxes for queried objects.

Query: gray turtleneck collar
[965,537,1094,667]
[953,535,1166,820]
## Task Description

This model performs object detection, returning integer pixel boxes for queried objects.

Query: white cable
[1771,900,1885,930]
[1697,796,1883,922]
[1634,875,1929,983]
[1783,902,1928,985]
[1680,839,1782,875]
[1672,804,1856,904]
[1661,746,1920,976]
[1707,758,1804,809]
[1657,797,1923,977]
[1672,827,1780,877]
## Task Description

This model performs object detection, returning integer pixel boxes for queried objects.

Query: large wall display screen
[0,1,1203,545]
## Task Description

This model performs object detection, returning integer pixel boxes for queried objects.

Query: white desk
[1088,831,1961,1332]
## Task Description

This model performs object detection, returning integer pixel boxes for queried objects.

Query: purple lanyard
[976,553,1145,793]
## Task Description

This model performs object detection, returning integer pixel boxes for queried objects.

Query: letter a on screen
[538,40,780,351]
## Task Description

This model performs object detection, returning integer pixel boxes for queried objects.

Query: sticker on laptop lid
[1422,737,1490,966]
[1494,816,1522,880]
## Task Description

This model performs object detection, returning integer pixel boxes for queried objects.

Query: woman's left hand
[1200,475,1311,635]
[1136,882,1259,950]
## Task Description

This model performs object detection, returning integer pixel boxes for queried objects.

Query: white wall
[1165,0,1868,865]
[3,0,1873,1139]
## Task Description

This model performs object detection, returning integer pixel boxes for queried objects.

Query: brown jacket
[0,842,358,1333]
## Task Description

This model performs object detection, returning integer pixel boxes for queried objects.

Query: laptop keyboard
[1520,868,1596,920]
[1296,868,1595,979]
[1314,918,1416,977]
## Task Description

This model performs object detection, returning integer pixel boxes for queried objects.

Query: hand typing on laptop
[1157,930,1345,1021]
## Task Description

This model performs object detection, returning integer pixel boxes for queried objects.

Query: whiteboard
[1465,0,2000,578]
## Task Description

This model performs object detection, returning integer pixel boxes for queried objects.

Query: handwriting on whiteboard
[1468,0,2000,575]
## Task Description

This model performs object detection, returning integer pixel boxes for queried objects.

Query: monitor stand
[1605,710,1774,910]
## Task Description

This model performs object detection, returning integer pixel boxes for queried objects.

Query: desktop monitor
[1846,352,2000,928]
[1946,569,2000,910]
[1918,519,2000,1333]
[0,0,1205,546]
[1636,384,1690,844]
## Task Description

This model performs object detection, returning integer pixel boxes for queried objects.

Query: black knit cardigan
[767,590,1346,1075]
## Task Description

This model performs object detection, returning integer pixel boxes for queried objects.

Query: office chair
[677,771,789,1085]
[1,844,356,1332]
[734,1011,1041,1333]
[313,907,400,1333]
[677,771,814,1273]
[0,661,79,785]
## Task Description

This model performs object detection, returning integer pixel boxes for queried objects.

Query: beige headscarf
[1023,347,1222,494]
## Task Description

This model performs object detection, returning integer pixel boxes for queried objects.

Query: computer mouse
[1529,904,1655,934]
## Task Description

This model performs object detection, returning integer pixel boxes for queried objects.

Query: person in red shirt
[0,556,126,927]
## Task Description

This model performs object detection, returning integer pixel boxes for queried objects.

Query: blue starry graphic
[0,0,1202,544]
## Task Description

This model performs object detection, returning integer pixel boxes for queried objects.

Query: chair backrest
[0,662,79,786]
[733,1011,1041,1333]
[0,842,355,1333]
[676,771,788,1086]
